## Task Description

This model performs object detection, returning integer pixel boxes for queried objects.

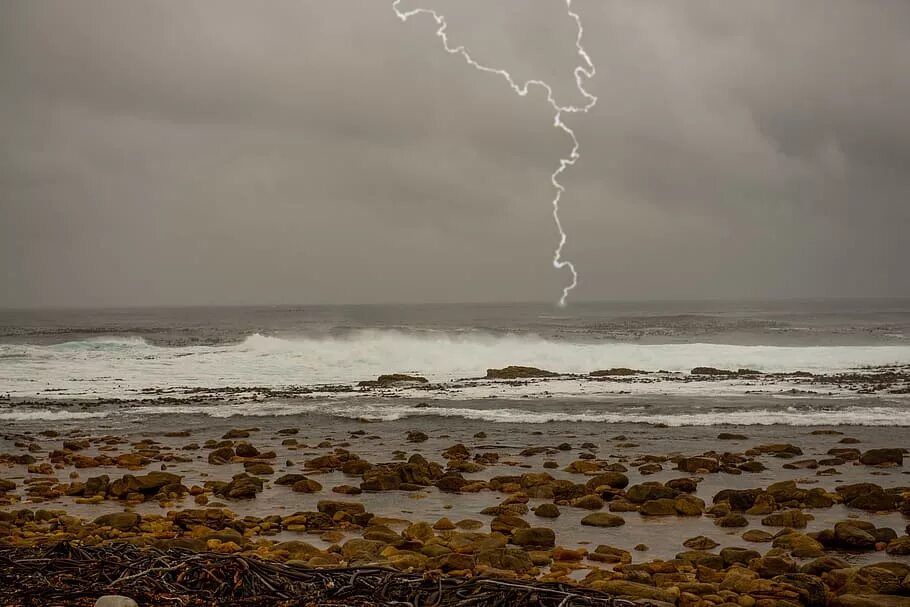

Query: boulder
[584,472,629,491]
[859,448,903,466]
[677,456,720,473]
[720,546,761,567]
[533,503,560,518]
[639,499,677,516]
[626,482,678,503]
[291,478,323,494]
[317,501,366,517]
[835,522,877,550]
[581,512,625,527]
[485,366,558,379]
[886,537,910,556]
[761,509,809,528]
[510,527,556,548]
[93,512,140,531]
[571,495,604,510]
[217,474,263,499]
[675,495,705,516]
[773,573,827,607]
[589,580,679,604]
[683,536,719,550]
[207,447,234,465]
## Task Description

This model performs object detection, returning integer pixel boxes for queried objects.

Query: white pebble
[94,596,139,607]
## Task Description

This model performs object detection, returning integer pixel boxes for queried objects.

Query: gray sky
[2,0,909,307]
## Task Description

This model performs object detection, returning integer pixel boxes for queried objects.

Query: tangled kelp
[0,542,638,607]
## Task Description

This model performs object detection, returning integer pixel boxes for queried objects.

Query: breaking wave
[123,401,910,426]
[1,330,909,399]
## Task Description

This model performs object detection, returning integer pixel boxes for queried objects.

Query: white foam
[0,409,110,421]
[128,400,910,426]
[1,331,909,399]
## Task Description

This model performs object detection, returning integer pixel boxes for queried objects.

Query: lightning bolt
[392,0,596,307]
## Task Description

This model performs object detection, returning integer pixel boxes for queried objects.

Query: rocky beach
[2,303,910,605]
[1,391,909,606]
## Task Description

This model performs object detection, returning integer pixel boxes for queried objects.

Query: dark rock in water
[317,500,366,517]
[738,460,767,473]
[677,456,719,473]
[800,556,852,576]
[717,433,748,440]
[93,512,140,531]
[715,513,749,528]
[690,367,736,376]
[208,447,235,465]
[585,472,629,491]
[291,478,322,493]
[755,443,803,456]
[626,482,679,503]
[359,374,428,387]
[580,512,625,527]
[783,459,819,469]
[886,536,910,555]
[510,527,555,548]
[834,521,877,549]
[216,473,264,499]
[762,509,809,528]
[533,503,560,518]
[485,366,559,379]
[571,495,604,510]
[406,431,428,443]
[589,368,647,376]
[222,429,250,439]
[490,514,530,534]
[859,448,904,466]
[676,550,724,570]
[720,546,760,567]
[275,474,308,486]
[639,498,677,516]
[83,475,109,497]
[234,443,259,458]
[773,573,826,607]
[666,477,699,493]
[683,535,719,550]
[133,471,182,492]
[836,483,896,511]
[442,444,470,460]
[435,474,468,493]
[63,439,90,451]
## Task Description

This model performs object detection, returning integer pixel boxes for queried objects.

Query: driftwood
[0,542,640,607]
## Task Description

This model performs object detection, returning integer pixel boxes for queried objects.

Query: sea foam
[0,330,908,399]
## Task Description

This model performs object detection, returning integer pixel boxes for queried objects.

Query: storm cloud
[2,0,908,307]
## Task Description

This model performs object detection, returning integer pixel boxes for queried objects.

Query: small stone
[684,536,719,550]
[94,596,138,607]
[534,503,560,518]
[581,512,625,527]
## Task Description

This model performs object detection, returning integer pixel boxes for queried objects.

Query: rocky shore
[1,415,909,607]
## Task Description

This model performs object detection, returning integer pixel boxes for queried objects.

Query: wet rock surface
[0,416,908,606]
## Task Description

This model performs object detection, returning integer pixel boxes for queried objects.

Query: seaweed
[0,542,639,607]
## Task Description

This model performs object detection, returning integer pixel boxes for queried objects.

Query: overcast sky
[2,0,909,307]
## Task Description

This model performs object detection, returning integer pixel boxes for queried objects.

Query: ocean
[1,299,909,426]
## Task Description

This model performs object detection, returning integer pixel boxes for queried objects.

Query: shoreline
[2,414,909,606]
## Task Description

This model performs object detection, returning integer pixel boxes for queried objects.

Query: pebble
[95,596,139,607]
